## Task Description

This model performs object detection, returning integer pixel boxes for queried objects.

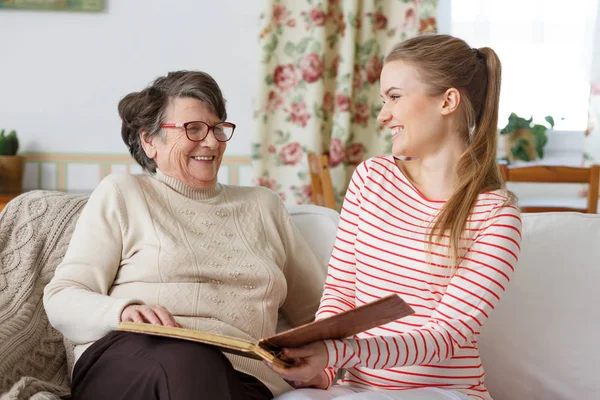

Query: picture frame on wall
[0,0,104,12]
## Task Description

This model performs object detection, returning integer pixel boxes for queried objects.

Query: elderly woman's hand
[267,341,329,388]
[121,304,181,327]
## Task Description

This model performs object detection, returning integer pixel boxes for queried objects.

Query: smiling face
[141,97,226,189]
[378,60,449,159]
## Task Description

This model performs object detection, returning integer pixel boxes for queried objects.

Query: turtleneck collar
[152,169,223,201]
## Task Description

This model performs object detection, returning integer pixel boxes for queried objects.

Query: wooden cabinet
[0,193,20,213]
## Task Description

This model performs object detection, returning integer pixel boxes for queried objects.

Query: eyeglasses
[159,121,236,142]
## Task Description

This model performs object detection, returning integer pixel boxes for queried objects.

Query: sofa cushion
[479,212,600,400]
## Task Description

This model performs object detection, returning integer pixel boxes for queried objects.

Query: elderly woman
[43,70,326,400]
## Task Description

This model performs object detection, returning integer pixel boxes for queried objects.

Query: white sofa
[1,194,597,399]
[289,206,600,400]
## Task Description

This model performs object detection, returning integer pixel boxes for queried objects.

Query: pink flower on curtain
[366,56,383,84]
[256,176,286,200]
[335,93,351,112]
[301,53,324,83]
[291,184,312,204]
[272,5,289,26]
[353,64,364,90]
[289,101,311,126]
[256,176,279,191]
[274,64,298,92]
[353,103,370,126]
[310,8,327,26]
[255,0,438,206]
[329,138,346,167]
[346,143,365,166]
[373,11,388,31]
[266,91,284,112]
[592,84,600,95]
[404,8,417,29]
[279,142,304,166]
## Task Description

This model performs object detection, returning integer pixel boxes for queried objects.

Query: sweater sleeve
[323,204,522,371]
[43,176,142,344]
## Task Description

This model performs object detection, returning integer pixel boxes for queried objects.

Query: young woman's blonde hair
[385,34,515,269]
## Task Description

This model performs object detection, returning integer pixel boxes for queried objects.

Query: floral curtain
[585,85,600,164]
[253,0,438,206]
[583,4,600,199]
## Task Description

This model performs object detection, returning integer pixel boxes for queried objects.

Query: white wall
[0,1,451,155]
[0,0,262,156]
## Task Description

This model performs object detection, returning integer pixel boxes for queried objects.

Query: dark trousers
[72,331,273,400]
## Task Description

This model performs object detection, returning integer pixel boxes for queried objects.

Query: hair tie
[472,48,484,61]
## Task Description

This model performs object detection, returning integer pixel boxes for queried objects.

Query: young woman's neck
[397,133,467,201]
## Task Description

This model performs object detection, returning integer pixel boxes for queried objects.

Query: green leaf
[545,115,555,128]
[6,131,18,155]
[297,171,307,180]
[362,39,375,56]
[501,112,534,134]
[338,73,351,85]
[284,42,296,57]
[326,34,338,49]
[313,103,323,119]
[533,130,548,159]
[251,143,262,160]
[530,124,546,137]
[0,135,7,156]
[310,40,322,54]
[348,12,358,28]
[297,37,311,54]
[274,131,291,145]
[511,138,531,162]
[265,75,274,85]
[370,104,381,119]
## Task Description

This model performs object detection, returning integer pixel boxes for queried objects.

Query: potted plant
[0,129,25,192]
[499,112,555,162]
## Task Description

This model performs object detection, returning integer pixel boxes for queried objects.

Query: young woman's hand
[121,304,181,327]
[287,370,329,389]
[267,341,329,387]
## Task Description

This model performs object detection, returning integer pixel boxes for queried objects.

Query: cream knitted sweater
[43,171,326,396]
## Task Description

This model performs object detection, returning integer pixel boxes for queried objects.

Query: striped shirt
[318,156,522,400]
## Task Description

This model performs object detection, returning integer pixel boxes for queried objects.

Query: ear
[139,130,157,159]
[440,88,461,116]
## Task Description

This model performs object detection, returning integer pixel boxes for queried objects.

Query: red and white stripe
[317,156,522,400]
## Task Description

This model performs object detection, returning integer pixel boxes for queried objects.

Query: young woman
[269,34,522,400]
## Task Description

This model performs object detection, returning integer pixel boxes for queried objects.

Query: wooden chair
[307,152,336,210]
[499,163,600,213]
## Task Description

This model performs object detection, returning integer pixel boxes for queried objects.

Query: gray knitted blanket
[0,191,88,400]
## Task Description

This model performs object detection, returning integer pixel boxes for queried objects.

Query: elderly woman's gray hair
[118,70,227,173]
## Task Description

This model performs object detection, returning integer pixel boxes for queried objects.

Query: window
[451,0,598,131]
